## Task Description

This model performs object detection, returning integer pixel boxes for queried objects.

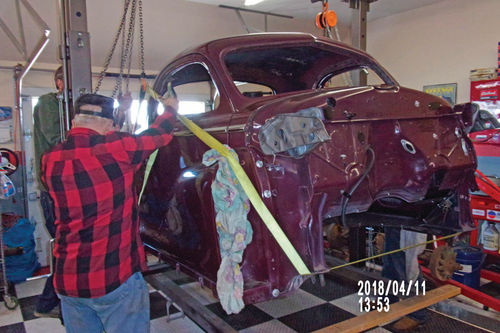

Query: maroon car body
[140,33,477,304]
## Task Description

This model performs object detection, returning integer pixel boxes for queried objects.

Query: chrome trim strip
[174,124,245,136]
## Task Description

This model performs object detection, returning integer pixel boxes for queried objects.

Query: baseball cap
[75,94,115,120]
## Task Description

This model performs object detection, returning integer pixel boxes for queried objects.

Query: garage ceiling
[0,0,447,72]
[187,0,447,21]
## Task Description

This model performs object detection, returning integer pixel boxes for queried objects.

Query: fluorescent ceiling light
[245,0,265,6]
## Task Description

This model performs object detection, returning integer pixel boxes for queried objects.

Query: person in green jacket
[33,66,64,318]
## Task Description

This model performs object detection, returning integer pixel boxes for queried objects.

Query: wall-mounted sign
[471,79,500,101]
[423,83,457,106]
[0,107,12,121]
[0,107,13,144]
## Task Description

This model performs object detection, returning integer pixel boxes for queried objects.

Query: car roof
[173,32,370,60]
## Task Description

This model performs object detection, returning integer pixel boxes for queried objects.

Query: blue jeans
[36,191,59,313]
[59,272,150,333]
[382,227,427,323]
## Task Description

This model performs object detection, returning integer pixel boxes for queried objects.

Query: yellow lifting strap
[143,84,311,275]
[138,149,158,205]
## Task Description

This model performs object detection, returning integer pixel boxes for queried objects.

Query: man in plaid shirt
[41,93,177,332]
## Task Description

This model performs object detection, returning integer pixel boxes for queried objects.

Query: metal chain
[112,0,137,98]
[117,17,126,97]
[124,0,136,93]
[123,0,136,132]
[125,19,135,93]
[94,0,131,93]
[131,0,146,134]
[138,0,145,75]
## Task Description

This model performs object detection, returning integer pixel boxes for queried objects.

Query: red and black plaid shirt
[42,111,174,298]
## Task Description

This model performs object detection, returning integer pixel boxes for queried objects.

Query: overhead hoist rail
[219,4,292,33]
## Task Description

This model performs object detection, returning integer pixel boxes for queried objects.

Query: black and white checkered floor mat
[0,265,495,332]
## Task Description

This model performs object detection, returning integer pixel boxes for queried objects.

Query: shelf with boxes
[470,193,500,253]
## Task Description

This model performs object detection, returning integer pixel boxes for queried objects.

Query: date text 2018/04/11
[357,280,427,297]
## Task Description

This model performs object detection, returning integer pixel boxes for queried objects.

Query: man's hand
[115,92,133,130]
[118,92,133,112]
[161,97,179,115]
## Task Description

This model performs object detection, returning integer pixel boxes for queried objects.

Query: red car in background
[469,110,500,243]
[470,109,500,198]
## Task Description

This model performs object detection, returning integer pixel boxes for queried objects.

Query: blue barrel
[452,246,485,289]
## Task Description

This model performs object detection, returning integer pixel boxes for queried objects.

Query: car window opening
[224,45,391,96]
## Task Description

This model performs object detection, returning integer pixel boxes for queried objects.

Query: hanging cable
[340,147,375,228]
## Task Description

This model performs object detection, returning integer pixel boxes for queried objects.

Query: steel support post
[58,0,92,131]
[349,0,369,51]
[347,0,376,86]
[12,27,51,219]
